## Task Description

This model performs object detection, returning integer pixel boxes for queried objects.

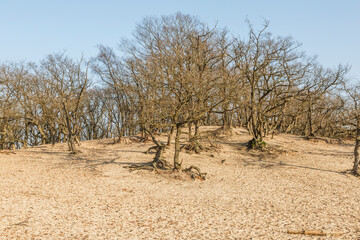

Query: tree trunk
[222,110,232,131]
[68,134,77,153]
[250,87,257,140]
[153,145,164,163]
[353,123,360,175]
[188,123,192,141]
[194,121,199,137]
[166,126,174,146]
[173,124,182,170]
[307,98,314,137]
[24,121,28,148]
[51,128,56,146]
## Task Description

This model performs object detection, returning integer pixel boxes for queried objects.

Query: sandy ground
[1,127,360,239]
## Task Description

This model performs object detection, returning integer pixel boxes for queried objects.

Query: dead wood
[287,229,342,237]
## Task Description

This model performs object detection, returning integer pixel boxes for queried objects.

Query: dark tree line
[1,13,359,174]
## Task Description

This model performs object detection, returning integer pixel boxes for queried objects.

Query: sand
[1,127,360,239]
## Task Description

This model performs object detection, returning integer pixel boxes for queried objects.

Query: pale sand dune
[1,127,360,239]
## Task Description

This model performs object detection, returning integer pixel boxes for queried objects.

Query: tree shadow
[85,158,150,168]
[242,155,351,177]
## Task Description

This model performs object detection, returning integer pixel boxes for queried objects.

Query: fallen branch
[287,229,342,237]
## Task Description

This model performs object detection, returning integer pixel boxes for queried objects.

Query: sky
[0,0,359,80]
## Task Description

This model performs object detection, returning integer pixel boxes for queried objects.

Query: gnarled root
[124,163,156,172]
[151,144,172,170]
[126,144,172,172]
[145,145,158,154]
[152,158,172,170]
[182,138,204,154]
[124,159,172,173]
[182,165,207,180]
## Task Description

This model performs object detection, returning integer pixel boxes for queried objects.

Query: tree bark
[24,118,28,148]
[188,123,192,141]
[307,97,314,137]
[68,134,77,153]
[166,126,174,146]
[353,122,360,175]
[173,124,182,170]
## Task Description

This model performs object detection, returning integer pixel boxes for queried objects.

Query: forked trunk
[222,110,232,131]
[68,134,77,154]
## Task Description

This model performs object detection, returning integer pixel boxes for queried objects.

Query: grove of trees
[0,13,359,175]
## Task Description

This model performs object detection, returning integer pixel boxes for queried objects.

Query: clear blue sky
[1,0,359,80]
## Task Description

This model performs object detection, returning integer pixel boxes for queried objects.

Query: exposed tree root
[206,140,222,152]
[152,158,172,170]
[182,165,207,180]
[124,158,172,171]
[145,145,158,154]
[182,137,221,154]
[125,158,173,173]
[182,139,204,154]
[124,162,157,172]
[246,138,267,151]
[125,161,206,181]
[125,143,172,172]
[69,149,82,154]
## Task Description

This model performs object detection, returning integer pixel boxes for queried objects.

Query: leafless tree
[342,81,360,175]
[38,53,90,153]
[0,13,355,179]
[93,13,234,172]
[232,21,312,149]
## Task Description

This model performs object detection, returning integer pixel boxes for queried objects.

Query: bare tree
[92,46,138,142]
[38,53,90,153]
[0,13,355,180]
[130,13,232,170]
[301,64,349,137]
[342,81,360,175]
[94,13,233,172]
[232,21,312,149]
